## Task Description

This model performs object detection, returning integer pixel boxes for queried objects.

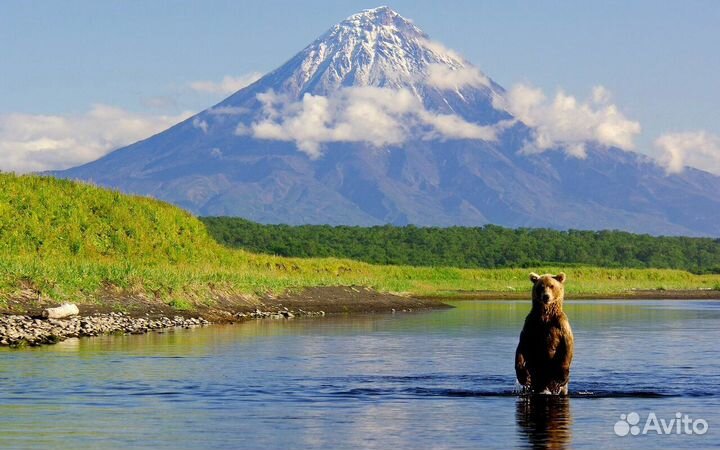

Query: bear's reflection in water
[516,395,572,450]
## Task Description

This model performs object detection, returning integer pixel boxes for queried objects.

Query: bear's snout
[541,292,551,303]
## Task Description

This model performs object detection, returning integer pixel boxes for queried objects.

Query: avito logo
[614,411,709,437]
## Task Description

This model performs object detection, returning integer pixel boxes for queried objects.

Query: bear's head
[529,272,566,309]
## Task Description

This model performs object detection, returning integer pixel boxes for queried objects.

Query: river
[1,300,718,449]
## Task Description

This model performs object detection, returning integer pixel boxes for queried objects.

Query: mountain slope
[53,6,720,236]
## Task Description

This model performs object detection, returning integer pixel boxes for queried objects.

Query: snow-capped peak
[267,6,498,99]
[338,6,425,41]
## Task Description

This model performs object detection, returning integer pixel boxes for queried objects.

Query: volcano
[53,6,720,236]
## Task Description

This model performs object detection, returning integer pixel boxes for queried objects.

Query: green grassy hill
[0,174,217,263]
[0,173,718,313]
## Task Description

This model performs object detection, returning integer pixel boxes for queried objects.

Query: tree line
[200,217,720,274]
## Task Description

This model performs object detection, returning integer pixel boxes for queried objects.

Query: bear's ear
[529,272,541,283]
[554,272,567,284]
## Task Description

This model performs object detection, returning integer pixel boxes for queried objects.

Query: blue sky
[1,0,719,172]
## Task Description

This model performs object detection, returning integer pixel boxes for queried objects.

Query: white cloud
[0,105,191,173]
[419,38,466,63]
[192,117,209,133]
[653,131,720,175]
[418,110,501,140]
[245,87,498,158]
[493,84,641,158]
[426,64,490,90]
[591,85,611,104]
[189,73,262,95]
[234,123,251,136]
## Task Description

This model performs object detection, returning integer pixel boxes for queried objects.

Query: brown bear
[515,272,574,395]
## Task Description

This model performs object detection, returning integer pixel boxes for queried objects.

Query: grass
[1,173,719,311]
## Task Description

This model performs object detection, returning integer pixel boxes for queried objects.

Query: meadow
[1,174,719,312]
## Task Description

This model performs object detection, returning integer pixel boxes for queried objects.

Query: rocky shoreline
[237,307,326,320]
[0,286,451,348]
[0,313,208,348]
[0,307,328,349]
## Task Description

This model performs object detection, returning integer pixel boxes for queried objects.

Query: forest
[201,218,720,274]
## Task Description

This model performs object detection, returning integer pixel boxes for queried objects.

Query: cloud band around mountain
[238,83,642,162]
[493,84,641,158]
[3,82,717,177]
[241,86,499,158]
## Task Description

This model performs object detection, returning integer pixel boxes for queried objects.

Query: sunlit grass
[1,173,718,310]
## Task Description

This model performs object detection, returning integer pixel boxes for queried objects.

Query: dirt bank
[269,286,450,313]
[0,286,450,348]
[1,285,451,322]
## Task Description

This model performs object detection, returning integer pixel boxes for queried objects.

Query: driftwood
[42,303,80,319]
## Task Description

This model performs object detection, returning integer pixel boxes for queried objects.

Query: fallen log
[42,303,80,319]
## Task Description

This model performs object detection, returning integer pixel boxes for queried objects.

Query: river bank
[0,286,450,348]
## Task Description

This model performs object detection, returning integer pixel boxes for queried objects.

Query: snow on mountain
[202,7,510,158]
[274,6,497,97]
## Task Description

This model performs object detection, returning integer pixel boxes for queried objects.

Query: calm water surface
[1,300,718,449]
